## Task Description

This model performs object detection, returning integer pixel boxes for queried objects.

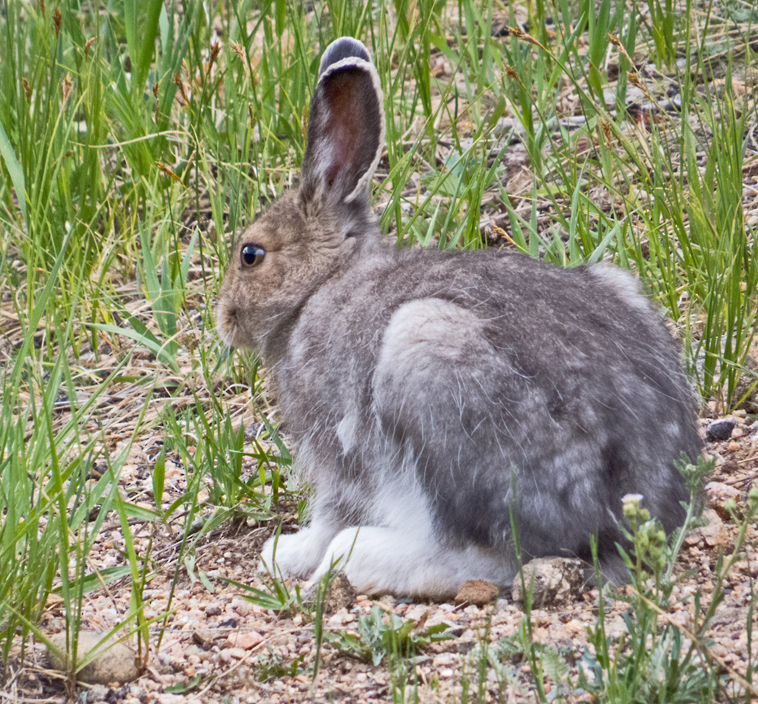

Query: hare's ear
[300,37,385,205]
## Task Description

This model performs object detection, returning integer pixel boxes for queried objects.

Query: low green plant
[576,456,745,703]
[323,606,457,667]
[255,648,308,682]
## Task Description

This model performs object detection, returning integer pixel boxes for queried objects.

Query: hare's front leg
[258,517,339,579]
[259,475,347,577]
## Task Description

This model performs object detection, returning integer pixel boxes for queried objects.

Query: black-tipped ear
[318,36,371,76]
[300,37,385,206]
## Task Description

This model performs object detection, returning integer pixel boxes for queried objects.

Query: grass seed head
[231,41,247,65]
[53,8,62,38]
[601,118,613,146]
[504,64,526,90]
[61,73,72,106]
[207,39,222,77]
[506,26,547,52]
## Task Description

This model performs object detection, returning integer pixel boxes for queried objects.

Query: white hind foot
[308,526,513,598]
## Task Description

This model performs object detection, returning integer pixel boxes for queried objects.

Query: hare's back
[368,251,697,552]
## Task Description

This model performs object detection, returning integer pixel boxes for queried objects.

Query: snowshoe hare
[216,37,702,598]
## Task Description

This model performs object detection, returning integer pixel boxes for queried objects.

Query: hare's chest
[280,319,381,443]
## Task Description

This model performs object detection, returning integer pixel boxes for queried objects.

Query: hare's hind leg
[309,526,512,598]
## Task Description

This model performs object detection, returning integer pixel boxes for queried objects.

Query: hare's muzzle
[215,301,239,348]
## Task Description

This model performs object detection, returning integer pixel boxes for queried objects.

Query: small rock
[84,684,109,702]
[46,632,139,684]
[685,509,729,548]
[321,573,357,615]
[224,631,263,650]
[710,643,730,659]
[225,647,247,660]
[706,419,736,442]
[705,481,742,520]
[46,594,64,608]
[327,608,355,627]
[204,602,223,616]
[231,597,252,616]
[511,557,584,608]
[721,459,739,476]
[245,422,265,440]
[709,605,748,629]
[454,580,499,607]
[156,694,186,704]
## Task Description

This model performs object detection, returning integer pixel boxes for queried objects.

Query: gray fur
[215,38,702,597]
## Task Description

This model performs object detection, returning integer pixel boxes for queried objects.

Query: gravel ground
[4,410,758,703]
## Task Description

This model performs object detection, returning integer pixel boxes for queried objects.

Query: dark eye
[240,244,265,268]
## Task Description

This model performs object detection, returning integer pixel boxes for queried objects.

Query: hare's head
[216,37,385,355]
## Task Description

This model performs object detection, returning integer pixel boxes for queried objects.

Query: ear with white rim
[300,37,385,206]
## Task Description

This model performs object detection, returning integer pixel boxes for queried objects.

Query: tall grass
[0,0,756,696]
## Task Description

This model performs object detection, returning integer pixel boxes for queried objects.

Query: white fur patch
[307,526,512,598]
[377,298,484,373]
[259,523,338,579]
[262,436,514,597]
[336,413,358,454]
[589,264,652,313]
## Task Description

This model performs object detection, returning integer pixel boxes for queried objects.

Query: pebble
[705,481,742,519]
[156,695,187,704]
[511,557,584,607]
[405,605,428,621]
[685,509,729,548]
[711,643,730,658]
[707,419,736,442]
[231,598,252,615]
[224,631,263,650]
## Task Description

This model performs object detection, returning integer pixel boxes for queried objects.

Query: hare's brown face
[215,37,385,360]
[215,193,353,353]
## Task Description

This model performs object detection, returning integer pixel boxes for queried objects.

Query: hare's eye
[241,244,265,268]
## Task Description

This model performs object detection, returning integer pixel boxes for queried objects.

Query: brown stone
[454,580,499,607]
[685,508,729,548]
[224,630,264,650]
